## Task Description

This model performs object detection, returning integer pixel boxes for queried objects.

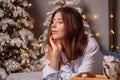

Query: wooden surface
[71,75,107,80]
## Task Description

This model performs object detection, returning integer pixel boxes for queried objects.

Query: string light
[6,62,8,65]
[82,14,87,19]
[14,6,16,10]
[61,0,65,5]
[2,53,5,56]
[110,29,114,35]
[14,56,16,59]
[110,45,120,50]
[9,13,12,16]
[23,38,26,42]
[26,59,30,63]
[111,45,114,49]
[110,14,114,18]
[26,47,29,50]
[22,60,25,63]
[84,31,88,35]
[15,65,18,68]
[23,53,26,56]
[27,64,30,67]
[9,53,12,56]
[116,46,119,49]
[95,32,100,37]
[22,28,25,30]
[20,48,24,52]
[13,28,16,31]
[16,50,19,54]
[19,13,22,17]
[28,3,32,7]
[93,14,98,19]
[12,61,15,64]
[3,8,6,11]
[4,43,7,46]
[25,53,28,57]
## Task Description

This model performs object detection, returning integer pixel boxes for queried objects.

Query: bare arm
[44,36,62,70]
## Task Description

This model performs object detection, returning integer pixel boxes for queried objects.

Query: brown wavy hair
[47,7,88,62]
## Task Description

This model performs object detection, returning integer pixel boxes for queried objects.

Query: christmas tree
[0,0,44,78]
[43,0,92,37]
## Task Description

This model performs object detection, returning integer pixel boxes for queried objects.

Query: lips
[51,30,57,34]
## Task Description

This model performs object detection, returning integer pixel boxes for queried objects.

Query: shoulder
[87,37,99,48]
[84,37,100,54]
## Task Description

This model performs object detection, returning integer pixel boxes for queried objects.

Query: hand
[44,36,62,70]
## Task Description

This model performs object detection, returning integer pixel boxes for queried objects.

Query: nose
[51,22,56,28]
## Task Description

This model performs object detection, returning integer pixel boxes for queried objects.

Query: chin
[52,37,59,40]
[52,36,61,40]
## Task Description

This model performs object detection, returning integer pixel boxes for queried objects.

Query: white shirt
[42,37,103,80]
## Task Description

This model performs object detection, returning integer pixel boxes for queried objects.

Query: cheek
[60,25,65,33]
[60,27,65,35]
[61,30,65,36]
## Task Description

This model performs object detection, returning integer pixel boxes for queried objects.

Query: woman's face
[51,12,65,40]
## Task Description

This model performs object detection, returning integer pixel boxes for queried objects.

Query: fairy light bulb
[6,62,8,65]
[2,53,5,56]
[4,43,7,46]
[21,54,23,57]
[25,17,28,20]
[23,53,26,56]
[15,65,18,68]
[26,59,30,63]
[25,53,28,57]
[111,45,114,49]
[28,3,32,7]
[23,38,26,42]
[13,28,16,31]
[110,14,114,18]
[26,47,29,50]
[20,48,24,52]
[116,46,119,50]
[3,8,6,11]
[22,28,25,30]
[9,13,12,16]
[22,60,25,63]
[12,61,15,64]
[110,29,114,35]
[19,13,22,17]
[84,30,88,35]
[95,32,100,37]
[16,50,19,54]
[14,6,16,10]
[66,0,70,5]
[93,14,98,19]
[61,0,65,5]
[14,56,16,59]
[82,14,87,19]
[7,56,10,58]
[9,53,12,56]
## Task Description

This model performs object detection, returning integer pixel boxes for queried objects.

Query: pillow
[101,50,120,60]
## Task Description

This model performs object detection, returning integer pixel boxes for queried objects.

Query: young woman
[42,7,103,80]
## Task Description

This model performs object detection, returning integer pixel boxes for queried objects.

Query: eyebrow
[53,18,63,21]
[58,18,63,20]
